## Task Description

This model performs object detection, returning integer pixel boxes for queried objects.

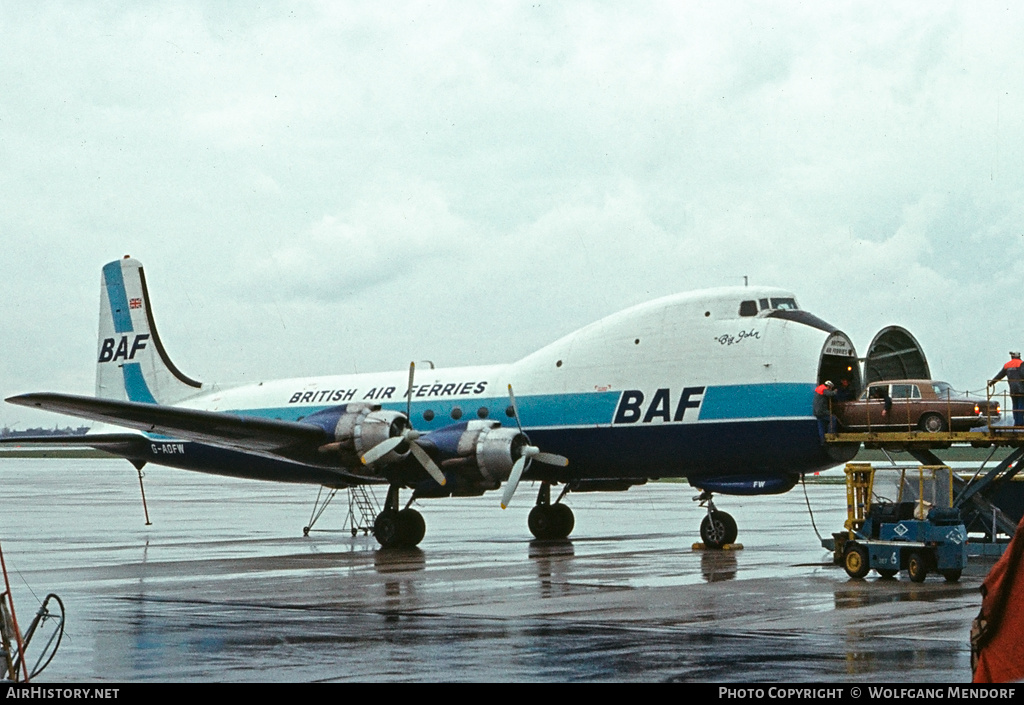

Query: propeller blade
[501,456,527,509]
[533,451,569,467]
[406,362,415,420]
[409,441,447,487]
[507,384,523,433]
[361,435,404,465]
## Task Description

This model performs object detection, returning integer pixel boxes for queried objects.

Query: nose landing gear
[696,491,738,549]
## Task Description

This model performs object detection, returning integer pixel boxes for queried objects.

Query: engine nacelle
[305,403,410,472]
[447,420,527,485]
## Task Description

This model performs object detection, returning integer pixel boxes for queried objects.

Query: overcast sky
[3,1,1024,428]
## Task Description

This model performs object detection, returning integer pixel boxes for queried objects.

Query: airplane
[4,256,927,549]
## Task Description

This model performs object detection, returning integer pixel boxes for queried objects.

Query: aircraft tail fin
[96,256,203,404]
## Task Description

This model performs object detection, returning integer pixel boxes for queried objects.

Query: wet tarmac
[0,458,993,683]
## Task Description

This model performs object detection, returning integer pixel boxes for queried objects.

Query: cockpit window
[759,298,769,310]
[739,300,758,317]
[770,297,799,310]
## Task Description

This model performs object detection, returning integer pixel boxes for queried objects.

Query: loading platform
[827,429,1024,449]
[825,430,1024,547]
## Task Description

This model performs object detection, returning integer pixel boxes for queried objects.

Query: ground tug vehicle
[827,463,968,582]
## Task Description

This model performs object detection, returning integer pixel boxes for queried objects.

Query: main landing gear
[528,482,575,541]
[373,485,426,549]
[696,491,738,549]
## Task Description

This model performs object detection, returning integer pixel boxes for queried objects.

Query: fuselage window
[739,300,758,317]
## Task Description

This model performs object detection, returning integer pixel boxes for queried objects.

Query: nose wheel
[696,491,738,549]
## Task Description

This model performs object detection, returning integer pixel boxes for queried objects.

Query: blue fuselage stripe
[699,383,815,420]
[237,385,815,429]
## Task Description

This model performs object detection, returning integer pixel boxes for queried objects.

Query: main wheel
[550,503,575,539]
[918,413,948,433]
[907,551,930,582]
[373,510,401,548]
[700,510,738,549]
[529,504,574,540]
[396,508,426,548]
[843,542,870,579]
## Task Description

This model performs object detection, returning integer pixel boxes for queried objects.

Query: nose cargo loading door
[864,326,930,384]
[818,331,861,397]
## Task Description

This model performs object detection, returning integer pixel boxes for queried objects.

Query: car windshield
[931,381,953,397]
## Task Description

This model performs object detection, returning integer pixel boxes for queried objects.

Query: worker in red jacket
[813,380,837,444]
[990,352,1024,427]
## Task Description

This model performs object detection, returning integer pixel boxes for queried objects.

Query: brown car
[834,380,1001,433]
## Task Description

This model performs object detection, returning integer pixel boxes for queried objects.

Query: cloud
[6,0,1024,425]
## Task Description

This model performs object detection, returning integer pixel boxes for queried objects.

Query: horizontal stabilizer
[6,393,327,455]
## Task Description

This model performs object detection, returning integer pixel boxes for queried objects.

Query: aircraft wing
[5,392,328,455]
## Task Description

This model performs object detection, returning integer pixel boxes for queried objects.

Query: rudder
[96,256,202,403]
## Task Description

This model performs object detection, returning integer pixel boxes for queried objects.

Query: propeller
[361,362,447,487]
[500,384,568,509]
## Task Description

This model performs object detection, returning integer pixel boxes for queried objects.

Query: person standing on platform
[814,380,837,444]
[990,352,1024,427]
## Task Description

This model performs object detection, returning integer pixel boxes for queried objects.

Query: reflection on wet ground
[0,459,990,682]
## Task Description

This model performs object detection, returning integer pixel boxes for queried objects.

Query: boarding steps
[345,486,381,537]
[303,485,382,537]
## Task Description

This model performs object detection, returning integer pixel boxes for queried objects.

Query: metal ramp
[907,446,1024,541]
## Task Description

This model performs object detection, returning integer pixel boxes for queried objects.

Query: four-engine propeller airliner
[6,256,924,549]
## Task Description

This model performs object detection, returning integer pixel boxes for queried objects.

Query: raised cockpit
[738,297,799,317]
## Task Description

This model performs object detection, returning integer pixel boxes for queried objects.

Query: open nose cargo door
[864,326,930,384]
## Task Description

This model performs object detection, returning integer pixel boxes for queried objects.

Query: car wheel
[907,551,930,582]
[918,413,947,433]
[843,542,870,579]
[941,569,962,583]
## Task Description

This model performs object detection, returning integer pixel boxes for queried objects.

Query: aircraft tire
[700,510,738,549]
[373,510,401,548]
[374,508,426,548]
[941,569,962,583]
[877,568,898,579]
[528,504,574,540]
[843,542,870,579]
[397,508,426,547]
[551,503,574,539]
